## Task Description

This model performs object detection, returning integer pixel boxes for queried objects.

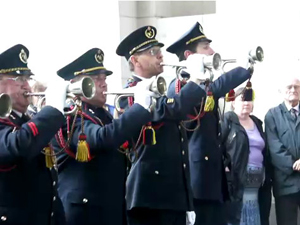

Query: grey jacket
[265,102,300,197]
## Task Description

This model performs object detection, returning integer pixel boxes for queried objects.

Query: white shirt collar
[132,73,145,81]
[285,102,299,112]
[12,110,22,117]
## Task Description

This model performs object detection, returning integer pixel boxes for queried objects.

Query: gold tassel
[44,146,55,169]
[225,89,235,102]
[204,91,215,112]
[143,125,156,145]
[76,133,91,162]
[152,127,156,145]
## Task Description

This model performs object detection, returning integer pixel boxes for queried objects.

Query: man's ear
[130,55,136,64]
[184,50,193,60]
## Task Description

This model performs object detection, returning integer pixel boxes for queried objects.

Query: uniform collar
[132,73,145,81]
[12,110,22,117]
[82,101,108,115]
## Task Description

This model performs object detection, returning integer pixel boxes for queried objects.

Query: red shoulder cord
[55,111,101,160]
[175,79,205,131]
[0,118,20,171]
[120,79,166,162]
[127,81,138,107]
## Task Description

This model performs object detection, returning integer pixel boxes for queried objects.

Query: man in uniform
[116,25,209,225]
[166,22,253,225]
[51,48,155,225]
[0,44,67,224]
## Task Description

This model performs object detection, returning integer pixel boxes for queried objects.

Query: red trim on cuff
[28,122,38,136]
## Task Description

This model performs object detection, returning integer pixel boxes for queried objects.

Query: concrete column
[118,1,216,87]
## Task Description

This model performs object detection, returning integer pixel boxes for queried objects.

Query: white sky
[0,0,122,88]
[1,0,300,118]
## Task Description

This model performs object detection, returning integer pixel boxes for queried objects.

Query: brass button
[1,216,7,221]
[219,144,221,148]
[182,151,185,155]
[51,212,54,217]
[53,181,56,186]
[183,163,186,169]
[181,138,184,142]
[178,126,181,130]
[205,156,209,160]
[218,132,221,137]
[83,198,88,203]
[53,196,56,201]
[155,171,159,175]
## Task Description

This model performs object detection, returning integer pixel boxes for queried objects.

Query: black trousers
[127,207,186,225]
[194,199,226,225]
[275,191,300,225]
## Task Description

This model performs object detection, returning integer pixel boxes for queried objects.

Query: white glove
[186,211,196,225]
[185,53,207,81]
[45,76,69,114]
[133,76,159,110]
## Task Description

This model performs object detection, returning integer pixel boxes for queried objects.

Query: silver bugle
[24,76,96,100]
[0,93,12,119]
[104,75,167,97]
[104,75,167,113]
[160,52,222,71]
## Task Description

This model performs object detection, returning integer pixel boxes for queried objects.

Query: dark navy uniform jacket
[168,67,251,202]
[124,76,207,212]
[0,106,66,225]
[51,102,151,225]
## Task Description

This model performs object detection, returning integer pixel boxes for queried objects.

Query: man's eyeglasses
[286,85,300,90]
[0,76,33,84]
[139,47,162,57]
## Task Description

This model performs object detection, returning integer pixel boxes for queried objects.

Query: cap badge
[19,49,28,64]
[145,26,155,39]
[199,24,204,34]
[95,50,104,64]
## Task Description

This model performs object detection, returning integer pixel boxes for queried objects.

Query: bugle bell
[104,75,167,113]
[25,77,96,115]
[161,52,222,81]
[0,93,12,119]
[249,46,264,62]
[221,46,264,72]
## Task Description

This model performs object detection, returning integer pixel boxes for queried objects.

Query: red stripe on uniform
[28,122,38,136]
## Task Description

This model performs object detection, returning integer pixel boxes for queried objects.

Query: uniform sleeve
[69,103,151,155]
[265,110,295,175]
[211,67,251,99]
[0,106,65,165]
[152,81,206,122]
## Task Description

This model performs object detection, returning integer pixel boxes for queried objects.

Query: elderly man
[265,75,300,225]
[166,22,254,225]
[116,25,211,225]
[0,44,67,224]
[52,48,155,225]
